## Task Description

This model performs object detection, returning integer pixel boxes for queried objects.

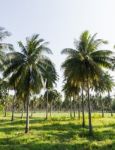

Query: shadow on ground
[0,117,114,150]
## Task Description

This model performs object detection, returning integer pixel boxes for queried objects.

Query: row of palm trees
[1,88,114,119]
[0,27,115,135]
[61,31,115,135]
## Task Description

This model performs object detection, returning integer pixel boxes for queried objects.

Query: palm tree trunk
[21,108,23,119]
[81,87,85,127]
[31,110,33,118]
[11,94,15,121]
[78,101,80,119]
[50,102,52,117]
[70,97,72,118]
[110,107,113,117]
[87,82,93,135]
[101,104,104,117]
[108,91,113,117]
[25,93,29,133]
[73,99,76,118]
[46,90,48,119]
[100,95,104,117]
[4,106,7,117]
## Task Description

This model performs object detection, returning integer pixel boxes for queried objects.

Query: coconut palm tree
[43,61,57,119]
[63,81,80,118]
[54,92,62,112]
[0,27,13,70]
[0,79,9,117]
[30,96,37,118]
[102,72,114,116]
[44,89,58,117]
[61,31,113,135]
[94,72,114,117]
[3,34,55,133]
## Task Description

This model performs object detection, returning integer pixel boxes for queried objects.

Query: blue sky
[0,0,115,91]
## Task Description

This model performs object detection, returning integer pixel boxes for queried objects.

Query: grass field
[0,112,114,150]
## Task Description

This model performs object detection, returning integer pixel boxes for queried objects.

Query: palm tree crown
[4,34,54,94]
[62,31,112,85]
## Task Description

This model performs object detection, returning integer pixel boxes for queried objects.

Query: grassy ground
[0,112,114,150]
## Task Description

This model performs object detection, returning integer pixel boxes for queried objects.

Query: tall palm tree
[61,31,113,135]
[3,34,54,133]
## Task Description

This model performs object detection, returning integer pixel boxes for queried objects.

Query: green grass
[0,112,114,150]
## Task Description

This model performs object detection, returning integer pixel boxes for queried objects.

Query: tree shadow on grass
[31,122,115,141]
[0,131,114,150]
[0,118,47,126]
[0,118,114,150]
[32,122,82,131]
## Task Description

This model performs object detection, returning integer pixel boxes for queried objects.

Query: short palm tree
[61,31,113,135]
[4,34,54,133]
